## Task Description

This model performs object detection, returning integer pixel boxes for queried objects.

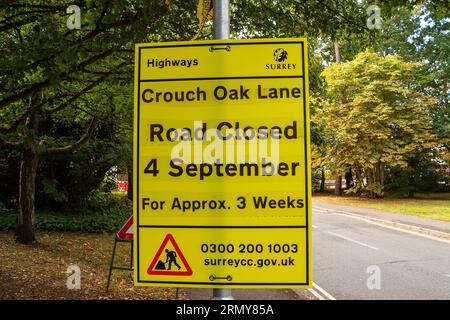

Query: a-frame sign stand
[105,217,180,298]
[106,235,133,292]
[106,217,134,292]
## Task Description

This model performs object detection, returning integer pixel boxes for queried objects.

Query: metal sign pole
[212,0,233,301]
[213,0,230,39]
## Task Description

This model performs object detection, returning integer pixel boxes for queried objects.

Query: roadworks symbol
[147,234,193,276]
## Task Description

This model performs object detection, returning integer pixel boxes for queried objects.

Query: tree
[320,50,436,197]
[370,1,449,196]
[374,0,449,160]
[0,1,175,243]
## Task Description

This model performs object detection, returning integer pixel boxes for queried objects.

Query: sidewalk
[313,200,450,235]
[181,288,316,300]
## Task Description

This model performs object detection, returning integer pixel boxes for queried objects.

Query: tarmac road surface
[312,203,450,300]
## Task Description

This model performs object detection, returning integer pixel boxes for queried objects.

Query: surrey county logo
[266,48,296,70]
[273,48,288,62]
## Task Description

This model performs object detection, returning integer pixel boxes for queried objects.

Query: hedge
[0,209,133,233]
[0,192,132,233]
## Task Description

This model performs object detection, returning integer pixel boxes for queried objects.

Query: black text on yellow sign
[133,39,312,288]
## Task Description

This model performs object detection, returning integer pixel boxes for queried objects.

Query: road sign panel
[134,38,312,288]
[117,216,133,240]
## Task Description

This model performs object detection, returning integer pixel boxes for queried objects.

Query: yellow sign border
[133,38,312,288]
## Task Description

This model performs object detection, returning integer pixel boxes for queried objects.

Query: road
[311,204,450,300]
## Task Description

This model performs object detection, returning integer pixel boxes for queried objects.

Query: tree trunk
[355,165,361,189]
[345,169,354,189]
[375,162,381,185]
[15,94,41,244]
[368,168,377,198]
[379,162,385,187]
[320,168,325,192]
[12,91,97,244]
[334,42,341,63]
[334,172,342,196]
[15,148,39,244]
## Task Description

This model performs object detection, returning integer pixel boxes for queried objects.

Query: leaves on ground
[0,231,184,300]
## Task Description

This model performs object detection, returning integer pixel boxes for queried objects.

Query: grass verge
[0,231,180,300]
[313,193,450,222]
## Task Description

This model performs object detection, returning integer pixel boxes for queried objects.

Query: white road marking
[314,206,450,244]
[297,282,336,300]
[312,282,336,300]
[312,225,318,229]
[301,288,324,300]
[445,274,450,278]
[325,231,379,250]
[337,213,450,244]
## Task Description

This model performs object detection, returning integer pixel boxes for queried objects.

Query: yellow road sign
[133,39,312,288]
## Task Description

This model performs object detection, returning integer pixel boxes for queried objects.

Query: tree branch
[316,0,369,32]
[0,49,115,109]
[1,58,125,134]
[0,9,56,23]
[47,62,126,114]
[0,92,73,134]
[17,16,134,74]
[40,117,98,156]
[0,15,39,33]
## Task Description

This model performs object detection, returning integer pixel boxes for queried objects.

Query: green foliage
[311,168,324,193]
[81,190,128,214]
[385,151,450,197]
[375,1,449,143]
[320,50,437,197]
[40,177,68,204]
[232,0,400,42]
[0,145,19,208]
[36,119,128,209]
[101,173,118,193]
[0,193,131,232]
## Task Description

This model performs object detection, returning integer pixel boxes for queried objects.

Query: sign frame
[133,38,312,288]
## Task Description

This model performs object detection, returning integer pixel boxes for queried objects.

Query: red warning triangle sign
[117,216,133,240]
[147,234,192,276]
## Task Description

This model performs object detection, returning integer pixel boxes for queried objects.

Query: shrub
[0,193,132,233]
